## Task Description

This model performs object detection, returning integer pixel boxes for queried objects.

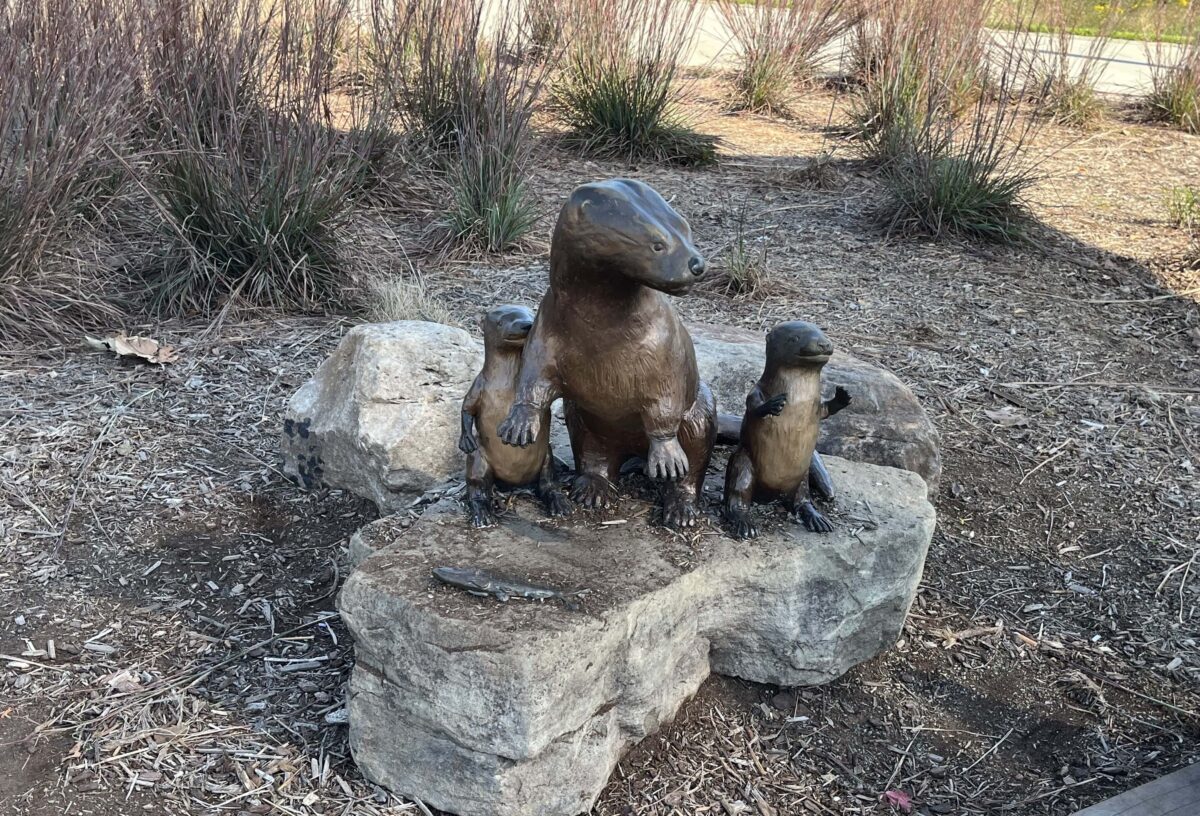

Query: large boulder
[691,323,941,494]
[339,456,935,816]
[282,321,482,512]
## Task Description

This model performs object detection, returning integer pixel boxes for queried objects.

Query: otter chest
[749,376,822,495]
[480,387,547,485]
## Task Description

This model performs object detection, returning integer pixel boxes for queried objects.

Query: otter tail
[716,412,742,443]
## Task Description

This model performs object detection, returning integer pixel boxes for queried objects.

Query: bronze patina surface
[459,305,570,527]
[497,179,716,528]
[723,321,851,539]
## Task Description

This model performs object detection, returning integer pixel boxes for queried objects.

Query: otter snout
[688,255,706,277]
[807,336,834,357]
[512,318,533,333]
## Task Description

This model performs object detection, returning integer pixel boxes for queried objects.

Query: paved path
[681,3,1177,97]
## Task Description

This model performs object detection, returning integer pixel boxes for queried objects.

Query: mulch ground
[1,82,1198,816]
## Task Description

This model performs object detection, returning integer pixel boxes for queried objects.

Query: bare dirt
[2,83,1198,816]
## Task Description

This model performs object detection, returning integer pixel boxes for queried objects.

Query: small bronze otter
[723,321,850,539]
[459,305,571,527]
[497,179,717,528]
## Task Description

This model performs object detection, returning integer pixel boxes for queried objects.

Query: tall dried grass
[372,0,548,251]
[143,0,389,315]
[551,0,716,166]
[1146,5,1200,133]
[719,0,859,115]
[849,0,1049,242]
[0,0,144,342]
[1032,0,1119,127]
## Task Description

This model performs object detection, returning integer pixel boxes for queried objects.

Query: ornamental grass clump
[371,0,548,252]
[0,0,143,342]
[1146,6,1200,133]
[145,0,385,315]
[551,0,716,166]
[848,0,990,165]
[853,0,1049,243]
[719,0,858,115]
[1031,0,1119,128]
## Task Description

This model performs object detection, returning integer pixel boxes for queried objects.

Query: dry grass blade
[718,0,858,115]
[0,0,144,342]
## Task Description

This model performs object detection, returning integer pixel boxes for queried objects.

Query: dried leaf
[984,406,1028,427]
[883,789,913,813]
[85,333,178,365]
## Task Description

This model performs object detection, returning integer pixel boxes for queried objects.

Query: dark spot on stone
[284,418,294,437]
[298,418,311,439]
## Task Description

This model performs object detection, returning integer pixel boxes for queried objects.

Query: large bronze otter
[497,179,717,528]
[459,305,571,527]
[723,321,850,539]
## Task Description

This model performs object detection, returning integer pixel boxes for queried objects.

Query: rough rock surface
[339,456,935,816]
[282,321,481,512]
[691,323,941,494]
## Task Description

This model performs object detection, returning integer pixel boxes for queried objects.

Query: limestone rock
[282,321,482,512]
[339,456,935,816]
[691,323,941,493]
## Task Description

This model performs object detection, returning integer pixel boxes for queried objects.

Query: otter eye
[652,241,666,253]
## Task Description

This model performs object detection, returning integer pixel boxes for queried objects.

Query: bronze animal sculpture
[723,321,850,539]
[497,179,717,528]
[459,305,571,527]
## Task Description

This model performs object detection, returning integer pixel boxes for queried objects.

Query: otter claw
[794,501,833,533]
[663,498,701,529]
[571,474,619,510]
[720,508,758,542]
[543,489,573,518]
[458,433,477,454]
[468,497,496,528]
[646,437,689,481]
[498,405,541,448]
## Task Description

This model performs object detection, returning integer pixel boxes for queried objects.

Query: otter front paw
[571,474,619,510]
[543,489,573,518]
[645,436,689,481]
[458,432,477,454]
[793,501,833,533]
[757,393,787,417]
[724,507,758,539]
[467,496,496,528]
[497,404,541,447]
[663,493,702,529]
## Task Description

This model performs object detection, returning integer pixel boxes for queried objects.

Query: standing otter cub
[496,178,716,528]
[459,305,571,527]
[723,321,850,539]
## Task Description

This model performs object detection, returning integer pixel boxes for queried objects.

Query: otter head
[552,178,706,296]
[482,304,535,351]
[766,321,834,371]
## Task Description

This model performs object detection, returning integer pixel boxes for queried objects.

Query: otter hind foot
[724,507,757,539]
[662,491,702,529]
[646,436,690,481]
[542,488,573,518]
[468,496,497,528]
[571,474,619,510]
[793,501,833,533]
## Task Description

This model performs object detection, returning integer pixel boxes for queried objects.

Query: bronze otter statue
[497,179,717,528]
[459,305,572,527]
[723,321,850,539]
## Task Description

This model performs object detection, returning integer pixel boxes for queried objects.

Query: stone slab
[338,456,935,816]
